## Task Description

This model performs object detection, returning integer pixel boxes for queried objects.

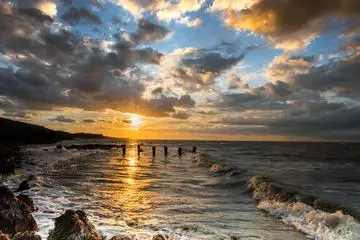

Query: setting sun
[130,114,144,129]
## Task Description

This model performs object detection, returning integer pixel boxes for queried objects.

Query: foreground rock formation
[12,232,41,240]
[0,186,37,236]
[48,210,104,240]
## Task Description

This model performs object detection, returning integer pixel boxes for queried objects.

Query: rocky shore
[0,145,22,179]
[0,184,168,240]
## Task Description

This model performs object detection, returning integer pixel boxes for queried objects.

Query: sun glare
[130,114,144,129]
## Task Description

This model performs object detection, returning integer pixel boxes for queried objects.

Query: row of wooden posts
[121,144,197,156]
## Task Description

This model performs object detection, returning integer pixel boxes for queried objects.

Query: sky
[1,0,360,141]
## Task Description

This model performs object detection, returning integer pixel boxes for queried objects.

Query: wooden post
[152,146,156,156]
[178,147,183,156]
[192,146,197,153]
[122,144,126,155]
[137,144,141,155]
[164,146,168,156]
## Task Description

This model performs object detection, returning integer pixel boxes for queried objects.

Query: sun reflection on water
[89,141,155,229]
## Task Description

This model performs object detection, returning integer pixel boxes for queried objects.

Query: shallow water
[5,140,360,239]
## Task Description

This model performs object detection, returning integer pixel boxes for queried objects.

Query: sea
[4,139,360,240]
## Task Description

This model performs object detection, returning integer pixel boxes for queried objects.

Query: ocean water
[5,140,360,239]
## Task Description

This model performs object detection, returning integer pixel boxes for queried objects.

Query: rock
[16,175,37,192]
[209,164,223,174]
[12,232,41,240]
[0,231,10,240]
[17,195,35,212]
[16,181,30,192]
[152,234,167,240]
[56,145,62,150]
[0,158,16,176]
[110,236,132,240]
[48,210,103,240]
[0,186,37,235]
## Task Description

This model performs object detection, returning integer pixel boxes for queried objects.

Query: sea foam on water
[258,200,360,240]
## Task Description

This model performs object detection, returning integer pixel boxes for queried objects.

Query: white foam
[258,200,360,240]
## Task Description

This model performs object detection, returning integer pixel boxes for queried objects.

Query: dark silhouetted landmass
[0,117,106,144]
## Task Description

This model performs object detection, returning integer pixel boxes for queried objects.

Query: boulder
[152,234,167,240]
[0,186,37,235]
[16,175,37,192]
[12,232,41,240]
[17,195,35,212]
[0,231,10,240]
[209,164,223,174]
[48,210,103,240]
[110,236,132,240]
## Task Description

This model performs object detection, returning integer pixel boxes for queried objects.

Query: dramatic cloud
[82,119,96,123]
[266,53,360,99]
[115,0,205,24]
[133,19,171,43]
[0,0,360,140]
[50,115,76,123]
[61,7,102,24]
[213,0,360,50]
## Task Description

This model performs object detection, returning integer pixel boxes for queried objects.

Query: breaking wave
[203,156,360,240]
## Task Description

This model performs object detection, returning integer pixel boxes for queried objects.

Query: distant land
[0,117,107,144]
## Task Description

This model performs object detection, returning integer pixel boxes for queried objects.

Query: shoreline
[1,144,360,239]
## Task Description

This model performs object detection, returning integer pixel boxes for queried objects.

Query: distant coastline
[0,117,110,145]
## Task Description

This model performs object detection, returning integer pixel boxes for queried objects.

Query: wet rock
[0,146,23,177]
[12,231,41,240]
[17,195,35,212]
[110,236,132,240]
[48,210,103,240]
[16,175,37,192]
[0,158,16,177]
[209,164,223,174]
[0,231,10,240]
[0,186,37,235]
[152,234,167,240]
[16,181,30,192]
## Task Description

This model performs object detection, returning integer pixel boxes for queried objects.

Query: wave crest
[248,176,360,240]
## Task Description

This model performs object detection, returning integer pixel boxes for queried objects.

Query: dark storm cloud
[182,53,245,73]
[214,81,294,111]
[151,87,163,95]
[181,43,258,74]
[172,111,190,120]
[82,119,96,123]
[17,8,54,22]
[61,7,102,25]
[268,53,360,99]
[50,115,76,123]
[133,19,171,43]
[0,3,188,118]
[207,100,360,140]
[225,0,360,35]
[165,42,259,93]
[134,48,163,64]
[2,111,33,119]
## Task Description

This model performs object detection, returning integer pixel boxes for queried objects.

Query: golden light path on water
[88,140,158,236]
